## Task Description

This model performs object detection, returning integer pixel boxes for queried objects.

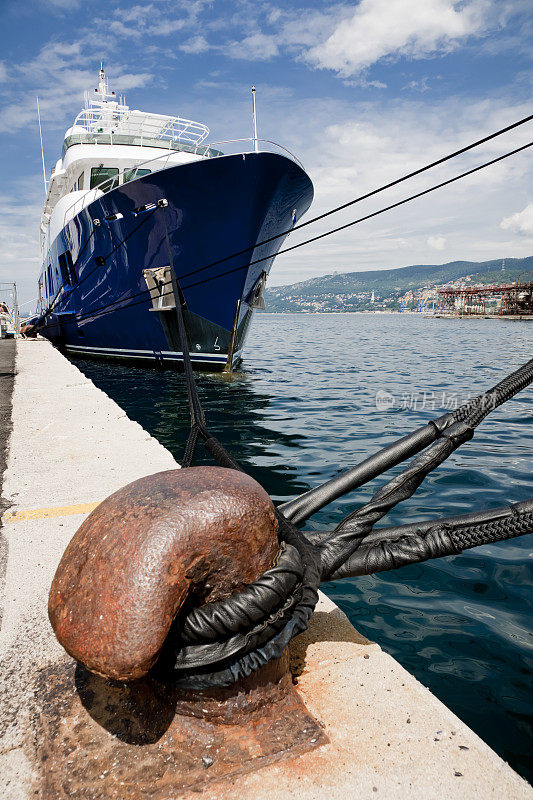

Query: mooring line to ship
[33,138,533,332]
[33,115,532,332]
[81,140,533,309]
[64,111,533,298]
[77,139,533,314]
[180,140,533,289]
[164,111,533,281]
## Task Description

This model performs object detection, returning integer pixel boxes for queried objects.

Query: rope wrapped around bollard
[158,342,533,687]
[168,511,322,689]
[48,270,533,689]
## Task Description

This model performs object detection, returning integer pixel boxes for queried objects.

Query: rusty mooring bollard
[44,467,327,793]
[49,467,279,682]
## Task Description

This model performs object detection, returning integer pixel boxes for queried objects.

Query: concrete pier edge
[0,339,530,799]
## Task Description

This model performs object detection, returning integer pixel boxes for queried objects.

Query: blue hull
[39,152,313,369]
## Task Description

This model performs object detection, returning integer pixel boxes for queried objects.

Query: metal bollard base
[33,655,327,799]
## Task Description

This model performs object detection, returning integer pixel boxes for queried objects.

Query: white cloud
[180,35,210,54]
[0,42,153,134]
[305,0,491,77]
[212,6,349,64]
[274,9,349,49]
[224,33,280,61]
[344,76,388,89]
[500,203,533,236]
[427,235,447,250]
[403,78,432,92]
[98,0,209,40]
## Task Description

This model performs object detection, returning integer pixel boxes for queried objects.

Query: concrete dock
[0,339,531,799]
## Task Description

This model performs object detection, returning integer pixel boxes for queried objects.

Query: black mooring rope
[157,246,532,687]
[327,500,533,580]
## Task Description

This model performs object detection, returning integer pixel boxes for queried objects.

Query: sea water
[71,313,533,781]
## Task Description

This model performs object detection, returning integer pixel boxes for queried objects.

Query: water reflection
[69,356,310,503]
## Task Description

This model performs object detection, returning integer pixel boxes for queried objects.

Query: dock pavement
[0,338,531,799]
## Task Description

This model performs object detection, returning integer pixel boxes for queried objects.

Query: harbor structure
[436,278,533,318]
[0,282,20,338]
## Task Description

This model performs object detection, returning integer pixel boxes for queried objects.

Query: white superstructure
[40,66,217,259]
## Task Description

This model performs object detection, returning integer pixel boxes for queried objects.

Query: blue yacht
[36,68,313,369]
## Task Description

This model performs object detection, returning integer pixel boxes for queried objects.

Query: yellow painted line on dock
[4,501,101,522]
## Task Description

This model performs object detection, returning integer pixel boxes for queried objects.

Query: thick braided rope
[453,358,533,427]
[451,512,533,550]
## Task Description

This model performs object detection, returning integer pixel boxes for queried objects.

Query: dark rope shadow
[75,662,179,744]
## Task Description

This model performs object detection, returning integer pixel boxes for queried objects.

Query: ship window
[90,167,119,190]
[66,250,77,284]
[47,265,53,294]
[77,173,84,190]
[124,169,152,183]
[58,251,77,286]
[124,168,151,183]
[58,254,69,286]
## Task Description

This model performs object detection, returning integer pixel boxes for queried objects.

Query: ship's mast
[95,63,115,102]
[98,63,107,97]
[251,85,259,153]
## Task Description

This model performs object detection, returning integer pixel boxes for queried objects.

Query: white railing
[73,105,209,147]
[196,138,305,169]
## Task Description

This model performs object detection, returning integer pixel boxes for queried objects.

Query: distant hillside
[264,256,533,312]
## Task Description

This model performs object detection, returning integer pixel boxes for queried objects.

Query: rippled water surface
[71,313,533,781]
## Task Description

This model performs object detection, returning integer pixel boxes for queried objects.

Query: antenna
[36,97,47,196]
[251,85,259,153]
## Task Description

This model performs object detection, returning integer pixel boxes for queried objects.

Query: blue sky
[0,0,532,305]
